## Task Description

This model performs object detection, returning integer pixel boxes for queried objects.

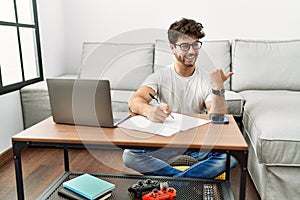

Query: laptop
[46,78,131,127]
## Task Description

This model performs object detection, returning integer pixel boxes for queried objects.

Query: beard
[174,52,198,67]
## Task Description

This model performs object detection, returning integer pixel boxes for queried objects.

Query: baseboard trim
[0,147,13,168]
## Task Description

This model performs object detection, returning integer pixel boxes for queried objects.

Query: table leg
[13,141,27,200]
[239,150,248,200]
[63,146,69,171]
[225,151,231,180]
[230,150,248,200]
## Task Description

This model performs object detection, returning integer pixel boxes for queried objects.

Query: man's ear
[170,44,176,54]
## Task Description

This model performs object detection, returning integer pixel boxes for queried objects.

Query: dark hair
[168,18,205,44]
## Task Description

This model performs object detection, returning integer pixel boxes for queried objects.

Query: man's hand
[209,68,234,89]
[146,103,172,122]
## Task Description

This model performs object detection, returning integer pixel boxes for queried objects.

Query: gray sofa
[20,39,300,199]
[21,40,244,128]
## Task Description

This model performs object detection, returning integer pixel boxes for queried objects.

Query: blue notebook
[63,174,115,200]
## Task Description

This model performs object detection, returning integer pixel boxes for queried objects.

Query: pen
[149,93,174,119]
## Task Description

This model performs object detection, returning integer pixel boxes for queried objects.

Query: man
[122,18,236,179]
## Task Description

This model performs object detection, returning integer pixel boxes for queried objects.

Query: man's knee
[122,149,133,167]
[122,149,145,168]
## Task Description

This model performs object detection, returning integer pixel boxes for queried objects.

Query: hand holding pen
[149,93,174,119]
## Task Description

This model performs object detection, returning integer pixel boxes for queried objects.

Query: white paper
[118,113,210,137]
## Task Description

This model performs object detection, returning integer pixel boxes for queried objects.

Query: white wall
[0,91,23,153]
[38,0,66,78]
[62,0,300,74]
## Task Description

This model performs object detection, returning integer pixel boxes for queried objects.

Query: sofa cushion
[79,42,154,91]
[111,90,134,112]
[232,39,300,92]
[240,90,300,165]
[154,39,232,90]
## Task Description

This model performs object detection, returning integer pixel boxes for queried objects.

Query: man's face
[171,36,200,67]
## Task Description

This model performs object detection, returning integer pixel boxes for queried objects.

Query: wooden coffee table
[12,114,248,200]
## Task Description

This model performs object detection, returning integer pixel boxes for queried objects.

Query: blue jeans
[122,149,237,179]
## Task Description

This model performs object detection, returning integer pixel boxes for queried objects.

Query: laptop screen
[47,79,129,127]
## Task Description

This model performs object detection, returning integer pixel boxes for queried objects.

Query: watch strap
[212,88,225,95]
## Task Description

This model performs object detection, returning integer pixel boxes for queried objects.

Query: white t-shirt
[142,64,213,114]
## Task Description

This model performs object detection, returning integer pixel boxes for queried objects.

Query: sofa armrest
[225,90,245,117]
[20,74,77,129]
[20,80,50,129]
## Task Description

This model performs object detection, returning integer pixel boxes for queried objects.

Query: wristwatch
[212,88,225,95]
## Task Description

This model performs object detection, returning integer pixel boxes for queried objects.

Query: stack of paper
[118,113,210,137]
[62,173,115,200]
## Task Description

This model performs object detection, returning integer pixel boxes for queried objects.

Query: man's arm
[205,97,228,114]
[206,68,233,114]
[128,86,171,122]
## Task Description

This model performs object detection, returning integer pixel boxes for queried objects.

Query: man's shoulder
[143,64,173,85]
[154,64,174,74]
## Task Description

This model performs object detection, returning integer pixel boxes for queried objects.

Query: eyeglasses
[174,41,202,51]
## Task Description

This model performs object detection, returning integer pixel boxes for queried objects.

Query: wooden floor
[0,147,260,200]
